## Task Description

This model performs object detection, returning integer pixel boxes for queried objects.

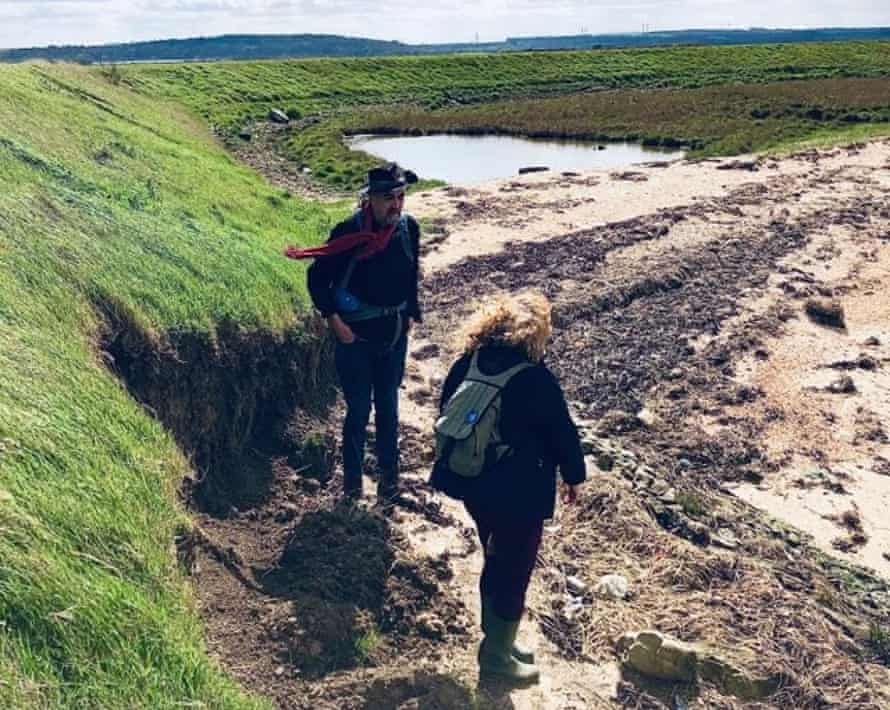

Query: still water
[347,133,685,184]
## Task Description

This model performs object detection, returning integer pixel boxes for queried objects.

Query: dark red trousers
[464,500,544,622]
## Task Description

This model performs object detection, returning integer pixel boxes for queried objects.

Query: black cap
[365,162,418,194]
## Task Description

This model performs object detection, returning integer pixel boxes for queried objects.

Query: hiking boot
[376,468,400,505]
[482,596,535,664]
[342,471,362,502]
[477,610,540,685]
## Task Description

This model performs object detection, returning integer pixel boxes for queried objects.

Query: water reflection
[347,133,685,184]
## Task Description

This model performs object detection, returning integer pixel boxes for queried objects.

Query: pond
[346,133,685,184]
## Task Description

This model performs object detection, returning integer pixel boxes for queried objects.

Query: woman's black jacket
[430,344,586,520]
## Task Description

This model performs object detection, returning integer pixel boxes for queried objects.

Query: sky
[0,0,888,50]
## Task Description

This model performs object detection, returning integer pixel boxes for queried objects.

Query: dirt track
[189,139,890,709]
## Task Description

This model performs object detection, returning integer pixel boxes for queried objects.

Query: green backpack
[434,351,533,478]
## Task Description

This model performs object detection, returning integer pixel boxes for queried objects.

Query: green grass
[0,62,344,708]
[118,41,890,189]
[354,77,890,157]
[123,42,890,131]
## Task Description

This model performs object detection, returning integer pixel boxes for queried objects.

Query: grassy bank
[120,41,890,189]
[0,63,338,708]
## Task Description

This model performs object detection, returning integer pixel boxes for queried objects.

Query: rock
[699,653,781,701]
[274,665,286,676]
[268,108,290,124]
[412,343,440,360]
[238,129,252,141]
[716,159,760,171]
[416,612,445,639]
[619,632,782,700]
[636,407,658,428]
[598,409,640,434]
[594,574,629,600]
[657,487,677,504]
[566,575,588,596]
[518,166,549,175]
[856,354,879,370]
[826,375,856,394]
[621,630,698,682]
[684,520,711,546]
[275,502,300,523]
[300,478,321,494]
[864,336,881,347]
[711,529,739,550]
[805,298,846,329]
[301,167,312,175]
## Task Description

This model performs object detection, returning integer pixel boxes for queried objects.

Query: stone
[623,630,698,682]
[594,574,629,600]
[684,520,711,546]
[826,375,856,394]
[238,129,252,141]
[268,108,290,124]
[804,298,845,329]
[518,165,549,174]
[637,407,658,428]
[566,575,588,596]
[699,653,781,701]
[301,478,321,494]
[711,529,739,550]
[275,502,300,523]
[416,612,445,639]
[598,409,640,434]
[658,487,677,504]
[620,631,781,700]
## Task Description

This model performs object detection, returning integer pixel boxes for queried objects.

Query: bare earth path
[189,139,890,709]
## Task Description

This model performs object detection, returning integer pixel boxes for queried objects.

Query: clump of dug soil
[805,298,846,329]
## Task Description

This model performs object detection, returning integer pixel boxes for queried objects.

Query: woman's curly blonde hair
[459,290,552,363]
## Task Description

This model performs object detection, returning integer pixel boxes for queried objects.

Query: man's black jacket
[431,344,586,520]
[307,212,421,344]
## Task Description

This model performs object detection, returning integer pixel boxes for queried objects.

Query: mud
[97,304,336,512]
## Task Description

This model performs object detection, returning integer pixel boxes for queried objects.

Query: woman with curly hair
[431,291,585,684]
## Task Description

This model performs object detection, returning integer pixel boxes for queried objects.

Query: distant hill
[2,27,890,64]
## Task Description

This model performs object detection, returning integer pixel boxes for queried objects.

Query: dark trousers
[465,499,544,622]
[334,333,408,492]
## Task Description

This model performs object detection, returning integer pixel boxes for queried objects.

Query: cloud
[0,0,888,48]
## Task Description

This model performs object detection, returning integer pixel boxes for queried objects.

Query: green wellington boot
[482,596,535,664]
[478,610,540,684]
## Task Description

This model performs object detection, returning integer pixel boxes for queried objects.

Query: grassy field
[354,77,890,156]
[0,62,341,708]
[121,41,890,189]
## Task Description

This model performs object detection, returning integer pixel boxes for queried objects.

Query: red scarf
[283,207,397,262]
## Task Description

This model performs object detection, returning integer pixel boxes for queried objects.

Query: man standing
[285,163,421,504]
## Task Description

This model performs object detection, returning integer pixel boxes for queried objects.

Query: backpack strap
[338,214,413,292]
[465,351,534,389]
